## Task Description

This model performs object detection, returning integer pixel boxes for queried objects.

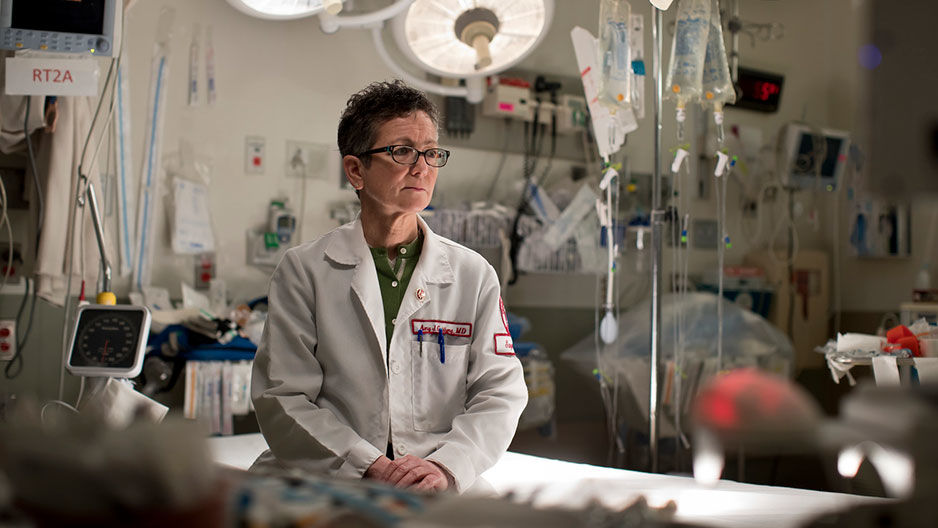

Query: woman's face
[344,111,439,218]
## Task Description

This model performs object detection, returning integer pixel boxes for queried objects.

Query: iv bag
[701,0,735,144]
[598,0,632,111]
[664,0,710,107]
[701,0,735,109]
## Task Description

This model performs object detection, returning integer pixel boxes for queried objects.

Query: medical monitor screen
[12,0,106,35]
[793,134,844,178]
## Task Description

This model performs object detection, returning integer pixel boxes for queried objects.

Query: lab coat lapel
[396,217,455,324]
[325,218,388,364]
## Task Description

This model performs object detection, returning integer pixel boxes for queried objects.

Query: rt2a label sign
[5,57,100,96]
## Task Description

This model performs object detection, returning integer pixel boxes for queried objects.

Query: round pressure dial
[67,305,151,378]
[76,312,137,367]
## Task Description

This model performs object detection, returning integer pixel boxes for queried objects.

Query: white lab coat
[251,216,527,492]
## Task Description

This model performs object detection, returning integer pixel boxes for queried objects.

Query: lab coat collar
[323,217,369,266]
[414,215,455,286]
[322,215,455,286]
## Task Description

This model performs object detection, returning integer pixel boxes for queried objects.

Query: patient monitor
[781,123,851,191]
[0,0,120,56]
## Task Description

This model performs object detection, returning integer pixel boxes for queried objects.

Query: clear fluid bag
[664,0,711,140]
[701,0,736,144]
[598,0,632,111]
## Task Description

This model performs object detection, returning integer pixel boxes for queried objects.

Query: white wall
[111,0,934,315]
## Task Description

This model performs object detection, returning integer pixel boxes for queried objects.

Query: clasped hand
[365,455,451,492]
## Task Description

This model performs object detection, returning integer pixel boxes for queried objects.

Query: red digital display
[731,67,784,113]
[753,80,781,101]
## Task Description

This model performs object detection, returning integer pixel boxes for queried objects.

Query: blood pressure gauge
[66,304,151,378]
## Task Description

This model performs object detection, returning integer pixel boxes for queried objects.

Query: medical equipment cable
[740,180,781,247]
[648,4,664,474]
[533,105,558,188]
[665,159,678,443]
[669,172,681,464]
[0,175,13,294]
[592,159,622,466]
[713,124,734,373]
[7,101,46,378]
[507,115,548,285]
[786,189,795,339]
[23,100,44,240]
[40,399,79,425]
[75,375,86,409]
[611,164,624,464]
[485,118,512,200]
[678,156,695,456]
[832,168,842,334]
[716,163,727,370]
[674,158,693,456]
[593,263,617,466]
[766,127,801,268]
[5,278,31,379]
[78,57,119,184]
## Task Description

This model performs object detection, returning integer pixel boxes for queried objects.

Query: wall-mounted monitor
[0,0,119,56]
[782,123,851,191]
[730,66,784,113]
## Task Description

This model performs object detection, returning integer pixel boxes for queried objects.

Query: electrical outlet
[245,136,266,174]
[0,319,15,361]
[194,253,215,290]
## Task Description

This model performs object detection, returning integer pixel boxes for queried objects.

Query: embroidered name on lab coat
[493,334,515,356]
[411,319,472,337]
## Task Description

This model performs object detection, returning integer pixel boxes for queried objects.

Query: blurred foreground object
[692,369,938,526]
[0,401,221,526]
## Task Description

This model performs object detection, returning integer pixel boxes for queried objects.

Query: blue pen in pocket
[437,331,445,364]
[417,329,423,357]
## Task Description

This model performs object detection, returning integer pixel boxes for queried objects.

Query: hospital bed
[208,433,886,528]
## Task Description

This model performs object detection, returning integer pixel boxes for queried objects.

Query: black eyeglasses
[356,145,451,168]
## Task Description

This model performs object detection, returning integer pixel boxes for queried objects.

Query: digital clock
[730,67,784,113]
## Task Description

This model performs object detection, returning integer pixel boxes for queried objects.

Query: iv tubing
[716,169,726,370]
[649,5,664,474]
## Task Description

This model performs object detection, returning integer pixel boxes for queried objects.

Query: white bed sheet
[208,433,885,528]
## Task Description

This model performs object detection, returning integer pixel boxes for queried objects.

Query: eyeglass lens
[390,146,448,167]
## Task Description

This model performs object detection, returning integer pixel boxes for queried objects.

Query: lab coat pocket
[411,341,469,433]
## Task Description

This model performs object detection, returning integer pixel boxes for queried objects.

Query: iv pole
[648,4,665,474]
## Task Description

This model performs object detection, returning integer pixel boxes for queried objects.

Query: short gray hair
[337,79,440,167]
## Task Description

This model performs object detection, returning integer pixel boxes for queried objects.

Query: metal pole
[649,5,664,474]
[85,182,112,293]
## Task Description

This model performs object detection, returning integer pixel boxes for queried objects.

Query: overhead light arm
[318,0,486,103]
[318,0,414,33]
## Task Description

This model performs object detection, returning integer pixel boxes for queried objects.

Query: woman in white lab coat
[250,80,528,493]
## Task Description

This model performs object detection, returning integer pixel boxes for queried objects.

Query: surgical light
[227,0,553,103]
[391,0,552,79]
[225,0,342,20]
